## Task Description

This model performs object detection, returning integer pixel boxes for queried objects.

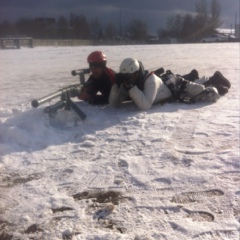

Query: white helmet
[119,58,140,74]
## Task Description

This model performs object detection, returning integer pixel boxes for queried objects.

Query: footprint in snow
[171,189,224,204]
[183,209,214,222]
[80,140,96,148]
[153,177,171,185]
[118,160,129,169]
[235,190,240,196]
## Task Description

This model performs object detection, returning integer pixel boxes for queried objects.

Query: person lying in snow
[78,51,115,105]
[109,58,229,111]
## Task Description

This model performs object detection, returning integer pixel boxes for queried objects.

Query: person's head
[87,51,107,79]
[119,58,140,81]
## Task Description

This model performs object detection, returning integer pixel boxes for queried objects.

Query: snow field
[0,43,239,239]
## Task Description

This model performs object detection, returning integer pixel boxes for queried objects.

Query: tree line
[0,0,222,42]
[159,0,222,41]
[0,13,148,41]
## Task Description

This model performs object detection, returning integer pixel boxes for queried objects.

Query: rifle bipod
[44,96,86,120]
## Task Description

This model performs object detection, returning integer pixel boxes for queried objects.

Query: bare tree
[181,14,195,40]
[167,14,183,37]
[195,0,208,36]
[90,17,102,38]
[0,20,18,37]
[195,0,208,20]
[57,16,70,39]
[161,0,223,42]
[57,16,68,29]
[15,18,34,36]
[105,23,117,40]
[210,0,222,30]
[69,13,90,39]
[127,19,148,40]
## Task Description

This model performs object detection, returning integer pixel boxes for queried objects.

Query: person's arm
[89,72,113,105]
[89,94,109,105]
[128,75,158,110]
[109,84,130,107]
[77,77,96,101]
[78,87,91,101]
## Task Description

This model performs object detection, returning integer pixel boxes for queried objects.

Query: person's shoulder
[104,67,116,84]
[146,72,160,82]
[105,67,116,74]
[143,73,161,89]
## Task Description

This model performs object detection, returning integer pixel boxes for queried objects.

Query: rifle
[31,68,90,120]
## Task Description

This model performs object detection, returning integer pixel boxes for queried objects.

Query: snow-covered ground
[0,43,239,240]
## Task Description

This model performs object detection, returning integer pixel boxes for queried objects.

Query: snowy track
[0,43,239,239]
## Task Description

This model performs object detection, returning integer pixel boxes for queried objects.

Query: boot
[206,71,231,89]
[214,85,229,95]
[154,67,164,77]
[181,69,199,81]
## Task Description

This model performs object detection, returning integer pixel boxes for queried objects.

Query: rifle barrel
[31,84,81,108]
[31,90,62,108]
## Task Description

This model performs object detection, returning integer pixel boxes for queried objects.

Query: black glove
[115,73,125,88]
[123,74,135,90]
[115,73,135,90]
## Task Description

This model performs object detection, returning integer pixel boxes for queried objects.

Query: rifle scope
[71,68,90,76]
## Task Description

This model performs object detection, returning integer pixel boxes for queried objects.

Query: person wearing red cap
[78,51,115,104]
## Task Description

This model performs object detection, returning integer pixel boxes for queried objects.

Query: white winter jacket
[109,73,172,111]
